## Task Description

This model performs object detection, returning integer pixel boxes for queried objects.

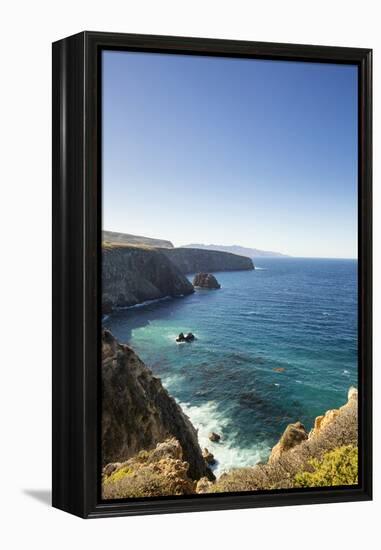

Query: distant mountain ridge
[182,243,289,258]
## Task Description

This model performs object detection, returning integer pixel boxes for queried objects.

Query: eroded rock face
[193,273,221,289]
[102,244,194,311]
[269,422,308,463]
[102,329,210,481]
[196,476,213,494]
[102,438,195,499]
[310,387,358,439]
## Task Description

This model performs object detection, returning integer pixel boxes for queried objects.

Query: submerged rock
[209,432,221,443]
[193,272,221,289]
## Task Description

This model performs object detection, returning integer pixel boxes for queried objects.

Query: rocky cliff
[102,244,194,311]
[102,329,211,481]
[161,247,254,274]
[102,438,196,499]
[102,349,358,499]
[202,388,358,493]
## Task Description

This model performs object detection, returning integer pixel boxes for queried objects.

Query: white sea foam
[117,296,171,310]
[179,400,270,476]
[161,373,184,392]
[254,267,267,271]
[243,310,261,316]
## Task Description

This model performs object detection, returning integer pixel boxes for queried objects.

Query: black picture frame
[52,31,372,519]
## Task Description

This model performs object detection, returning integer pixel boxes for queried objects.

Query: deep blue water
[103,258,358,474]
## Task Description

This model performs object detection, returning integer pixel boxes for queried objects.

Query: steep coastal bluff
[102,244,194,311]
[102,329,211,482]
[161,247,255,274]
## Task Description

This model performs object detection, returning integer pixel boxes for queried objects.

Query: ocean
[103,258,358,475]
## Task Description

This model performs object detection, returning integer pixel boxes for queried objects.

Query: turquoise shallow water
[103,258,358,475]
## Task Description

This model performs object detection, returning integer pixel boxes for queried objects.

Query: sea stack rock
[193,273,221,289]
[176,332,195,343]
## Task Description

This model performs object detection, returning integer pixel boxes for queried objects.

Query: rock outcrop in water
[102,244,194,311]
[102,329,211,482]
[161,247,254,274]
[176,332,195,343]
[193,272,221,289]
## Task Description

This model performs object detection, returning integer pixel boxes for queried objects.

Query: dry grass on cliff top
[102,241,154,252]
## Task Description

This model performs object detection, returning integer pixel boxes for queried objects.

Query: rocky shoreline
[102,240,254,312]
[102,329,358,499]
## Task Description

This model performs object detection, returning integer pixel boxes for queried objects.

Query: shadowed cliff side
[102,244,194,311]
[102,329,211,481]
[161,247,254,274]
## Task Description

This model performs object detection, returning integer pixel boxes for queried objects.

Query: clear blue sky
[102,51,358,258]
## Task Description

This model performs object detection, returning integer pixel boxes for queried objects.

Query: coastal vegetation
[294,445,358,487]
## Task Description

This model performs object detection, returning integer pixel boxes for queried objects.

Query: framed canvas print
[52,32,372,518]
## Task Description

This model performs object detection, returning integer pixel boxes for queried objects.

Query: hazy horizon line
[102,228,357,261]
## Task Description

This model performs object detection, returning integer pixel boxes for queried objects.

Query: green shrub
[104,465,132,485]
[294,445,358,488]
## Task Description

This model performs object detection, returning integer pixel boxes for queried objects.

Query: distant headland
[182,243,290,258]
[102,230,254,312]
